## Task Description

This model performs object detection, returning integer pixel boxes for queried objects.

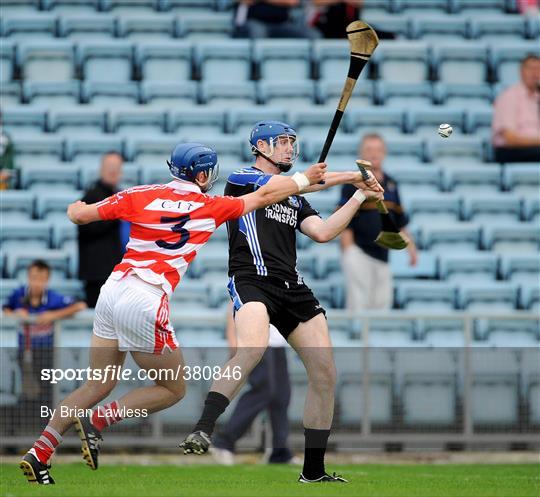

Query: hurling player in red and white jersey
[20,143,327,485]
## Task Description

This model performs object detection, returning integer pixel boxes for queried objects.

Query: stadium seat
[65,136,124,165]
[82,81,139,106]
[376,81,434,106]
[180,13,232,39]
[394,0,450,14]
[2,14,57,39]
[458,282,519,311]
[109,108,167,136]
[52,222,77,249]
[349,107,405,136]
[317,80,374,106]
[368,319,417,347]
[0,82,21,105]
[501,255,540,285]
[439,252,499,283]
[411,16,469,40]
[405,194,461,225]
[390,250,437,280]
[140,81,197,106]
[422,222,481,253]
[137,41,192,82]
[79,42,133,83]
[20,165,79,191]
[196,40,251,83]
[1,107,46,136]
[289,108,343,138]
[433,43,489,84]
[1,221,52,252]
[226,108,288,138]
[407,107,465,136]
[528,374,540,427]
[18,41,75,82]
[80,163,140,190]
[258,81,316,109]
[118,15,177,40]
[476,319,540,346]
[58,14,116,39]
[255,39,311,81]
[492,43,540,85]
[101,0,158,14]
[384,164,442,196]
[470,16,527,41]
[168,108,225,135]
[417,318,465,347]
[425,136,485,164]
[375,41,429,83]
[452,0,506,14]
[435,83,493,108]
[443,165,502,193]
[200,81,256,107]
[0,40,15,82]
[380,136,426,163]
[314,40,369,83]
[503,164,540,195]
[462,194,521,223]
[521,285,540,311]
[1,0,40,15]
[160,0,216,12]
[23,81,81,105]
[396,281,457,311]
[0,191,35,221]
[482,224,540,253]
[126,136,180,165]
[169,279,212,306]
[12,136,63,167]
[465,108,493,136]
[42,0,100,13]
[367,14,411,39]
[36,191,82,222]
[49,108,106,136]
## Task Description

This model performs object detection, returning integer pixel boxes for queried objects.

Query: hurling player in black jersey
[180,121,384,483]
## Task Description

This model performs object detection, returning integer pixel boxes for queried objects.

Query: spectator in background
[212,304,297,465]
[0,111,15,190]
[78,152,124,307]
[492,54,540,163]
[338,134,417,310]
[233,0,321,39]
[2,260,86,423]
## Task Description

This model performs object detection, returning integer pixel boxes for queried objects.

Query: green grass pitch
[2,463,539,497]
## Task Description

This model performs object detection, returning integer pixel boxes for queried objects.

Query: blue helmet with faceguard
[249,121,299,172]
[167,142,219,192]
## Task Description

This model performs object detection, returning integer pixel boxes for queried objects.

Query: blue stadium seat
[200,81,256,107]
[367,14,411,39]
[3,14,57,39]
[140,81,197,106]
[407,107,465,136]
[376,81,434,106]
[1,107,46,136]
[476,319,540,346]
[384,164,441,196]
[18,41,75,82]
[395,0,450,14]
[109,108,167,136]
[0,191,35,221]
[314,40,369,83]
[126,136,179,165]
[426,136,485,164]
[160,0,216,12]
[1,0,40,15]
[471,15,527,41]
[66,136,124,165]
[396,281,457,311]
[492,43,540,85]
[23,81,81,105]
[79,42,133,82]
[465,107,493,136]
[422,222,480,253]
[317,80,374,106]
[349,107,405,136]
[482,223,540,253]
[528,374,540,427]
[255,39,311,81]
[0,279,21,303]
[197,40,251,83]
[521,285,539,311]
[169,108,224,136]
[258,81,316,109]
[433,43,488,84]
[452,0,506,14]
[169,279,212,306]
[42,0,100,13]
[411,15,469,40]
[49,108,106,136]
[503,164,540,195]
[82,81,139,106]
[101,0,158,13]
[362,0,393,14]
[36,191,82,222]
[435,83,493,108]
[404,193,461,225]
[459,282,519,311]
[227,108,288,138]
[58,14,116,39]
[52,222,77,249]
[0,40,15,82]
[1,221,52,251]
[390,250,437,280]
[289,108,342,137]
[117,15,177,40]
[137,41,192,82]
[180,13,232,39]
[369,319,417,347]
[0,82,21,105]
[12,136,63,167]
[375,41,429,83]
[20,165,79,192]
[501,255,540,284]
[463,194,521,223]
[443,165,502,193]
[139,164,171,185]
[417,318,465,347]
[524,197,540,223]
[80,163,140,190]
[380,136,426,162]
[439,252,498,283]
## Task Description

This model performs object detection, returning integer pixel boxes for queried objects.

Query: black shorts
[227,274,326,339]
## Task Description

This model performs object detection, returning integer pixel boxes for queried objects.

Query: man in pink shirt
[492,54,540,163]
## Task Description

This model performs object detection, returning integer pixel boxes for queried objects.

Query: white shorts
[93,274,179,354]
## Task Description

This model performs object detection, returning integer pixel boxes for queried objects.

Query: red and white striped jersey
[96,179,244,295]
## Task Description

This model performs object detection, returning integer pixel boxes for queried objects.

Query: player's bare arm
[299,188,384,243]
[67,200,102,225]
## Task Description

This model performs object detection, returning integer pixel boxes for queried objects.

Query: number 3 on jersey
[156,214,190,250]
